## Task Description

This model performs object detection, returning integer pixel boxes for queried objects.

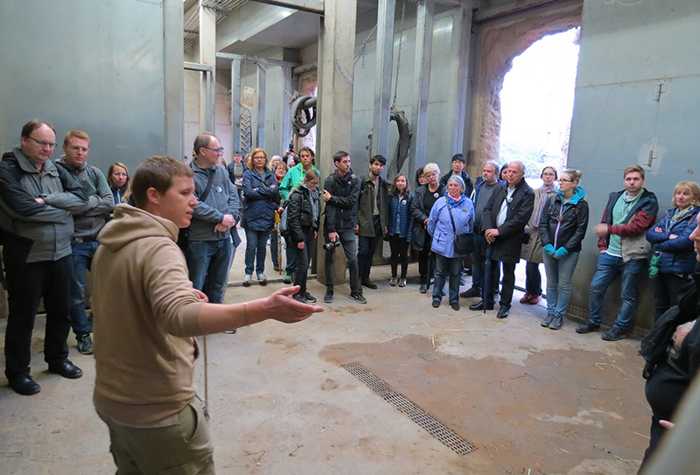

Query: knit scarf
[671,205,697,224]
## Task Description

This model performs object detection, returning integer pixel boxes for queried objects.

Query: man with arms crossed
[92,156,322,473]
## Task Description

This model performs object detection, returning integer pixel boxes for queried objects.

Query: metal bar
[184,61,214,72]
[372,0,396,159]
[231,57,242,153]
[281,65,293,154]
[410,0,434,174]
[450,1,473,155]
[250,0,324,15]
[256,62,266,148]
[207,70,216,133]
[474,0,581,26]
[216,52,298,68]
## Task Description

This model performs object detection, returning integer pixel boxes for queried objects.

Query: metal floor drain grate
[342,361,476,456]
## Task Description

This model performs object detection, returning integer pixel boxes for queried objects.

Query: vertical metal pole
[231,57,242,153]
[281,64,293,154]
[372,0,396,160]
[410,0,434,175]
[256,62,266,148]
[207,70,215,133]
[198,0,216,132]
[450,1,473,155]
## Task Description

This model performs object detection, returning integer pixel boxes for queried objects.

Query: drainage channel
[342,362,476,456]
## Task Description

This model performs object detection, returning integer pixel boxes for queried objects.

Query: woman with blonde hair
[411,162,444,293]
[646,180,700,319]
[107,162,129,204]
[242,148,280,286]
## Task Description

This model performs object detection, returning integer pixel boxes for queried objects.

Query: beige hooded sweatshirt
[92,204,204,427]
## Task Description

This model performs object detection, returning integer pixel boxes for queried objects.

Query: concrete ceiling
[221,10,319,55]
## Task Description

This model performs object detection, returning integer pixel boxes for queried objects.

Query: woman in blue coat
[646,180,700,319]
[387,174,412,287]
[242,148,280,286]
[427,175,474,310]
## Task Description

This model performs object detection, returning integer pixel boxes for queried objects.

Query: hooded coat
[538,186,590,253]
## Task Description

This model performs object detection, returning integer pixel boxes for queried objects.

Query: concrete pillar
[255,62,266,148]
[409,0,434,176]
[316,0,357,285]
[372,0,396,159]
[230,57,242,153]
[199,0,216,132]
[450,1,473,157]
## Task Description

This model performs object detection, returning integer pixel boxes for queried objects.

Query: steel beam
[410,0,434,174]
[255,63,266,148]
[230,57,242,153]
[199,0,216,132]
[251,0,324,15]
[216,52,297,68]
[450,1,473,156]
[280,65,293,154]
[372,0,396,160]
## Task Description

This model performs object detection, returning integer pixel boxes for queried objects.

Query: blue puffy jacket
[646,206,699,274]
[242,169,280,231]
[427,195,474,258]
[388,193,412,241]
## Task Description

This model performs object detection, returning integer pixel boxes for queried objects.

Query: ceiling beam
[250,0,323,15]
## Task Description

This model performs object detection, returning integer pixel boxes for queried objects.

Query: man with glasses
[470,161,534,319]
[184,133,240,311]
[56,129,114,355]
[0,120,88,395]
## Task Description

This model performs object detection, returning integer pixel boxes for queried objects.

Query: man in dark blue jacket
[321,151,365,304]
[439,153,474,199]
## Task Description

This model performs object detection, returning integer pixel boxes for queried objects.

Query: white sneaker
[257,272,267,286]
[243,274,252,287]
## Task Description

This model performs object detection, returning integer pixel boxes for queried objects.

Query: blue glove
[543,244,556,255]
[554,247,569,258]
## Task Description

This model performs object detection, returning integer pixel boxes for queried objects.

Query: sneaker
[602,326,626,341]
[389,277,397,287]
[548,316,563,331]
[293,293,306,303]
[324,290,334,303]
[432,299,441,308]
[303,292,317,304]
[76,333,93,355]
[576,322,600,334]
[450,302,460,311]
[496,305,510,319]
[398,278,407,288]
[460,287,481,299]
[283,273,292,284]
[541,314,554,328]
[350,293,367,304]
[419,283,428,294]
[257,272,267,286]
[243,274,252,287]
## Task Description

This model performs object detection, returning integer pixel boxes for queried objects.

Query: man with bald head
[0,120,89,395]
[470,161,534,318]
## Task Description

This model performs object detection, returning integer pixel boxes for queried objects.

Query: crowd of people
[1,120,699,472]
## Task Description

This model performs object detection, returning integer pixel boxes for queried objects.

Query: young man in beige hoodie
[91,156,322,474]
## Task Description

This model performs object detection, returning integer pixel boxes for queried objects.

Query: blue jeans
[244,229,271,275]
[186,239,233,304]
[543,251,580,319]
[433,254,462,305]
[588,252,645,329]
[70,240,99,335]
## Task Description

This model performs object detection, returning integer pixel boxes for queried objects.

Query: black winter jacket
[287,186,318,244]
[323,170,360,234]
[539,187,590,253]
[410,184,444,251]
[482,179,534,262]
[440,170,473,198]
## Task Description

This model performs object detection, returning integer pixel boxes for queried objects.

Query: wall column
[450,0,473,156]
[372,0,396,159]
[409,0,434,176]
[230,56,242,153]
[255,62,266,148]
[198,0,216,132]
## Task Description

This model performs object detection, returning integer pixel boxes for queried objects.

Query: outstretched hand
[265,286,323,324]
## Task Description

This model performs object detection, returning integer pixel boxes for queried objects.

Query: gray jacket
[0,148,88,262]
[190,161,240,241]
[56,159,114,239]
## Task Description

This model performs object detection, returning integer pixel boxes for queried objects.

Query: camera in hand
[323,240,342,251]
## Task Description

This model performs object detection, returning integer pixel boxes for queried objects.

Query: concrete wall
[566,0,700,329]
[0,0,184,173]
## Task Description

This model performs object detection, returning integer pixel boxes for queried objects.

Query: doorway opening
[497,27,580,301]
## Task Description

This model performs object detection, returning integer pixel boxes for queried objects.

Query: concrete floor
[0,264,650,474]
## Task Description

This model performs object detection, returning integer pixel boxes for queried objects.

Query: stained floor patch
[321,334,649,474]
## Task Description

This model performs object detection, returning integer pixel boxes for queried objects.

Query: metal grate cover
[342,362,476,456]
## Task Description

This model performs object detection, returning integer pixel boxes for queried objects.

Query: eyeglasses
[204,146,224,154]
[28,136,56,148]
[560,178,575,183]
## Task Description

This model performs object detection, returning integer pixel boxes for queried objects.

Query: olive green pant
[101,398,215,474]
